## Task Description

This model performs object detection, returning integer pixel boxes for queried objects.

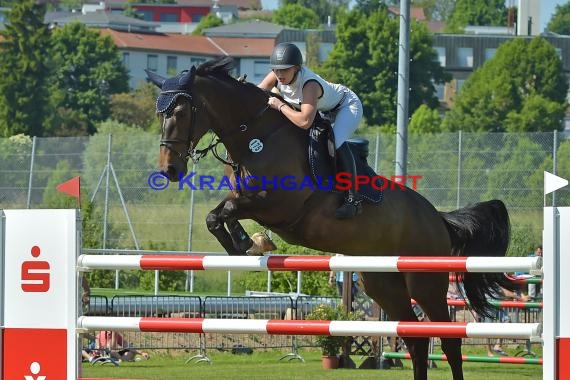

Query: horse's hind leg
[410,273,464,380]
[360,272,429,380]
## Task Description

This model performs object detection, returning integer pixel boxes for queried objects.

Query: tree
[353,0,387,14]
[47,22,129,135]
[41,160,78,208]
[305,32,321,68]
[0,134,33,204]
[445,0,508,33]
[0,0,52,137]
[192,13,223,35]
[110,83,159,131]
[484,137,548,214]
[0,0,21,6]
[547,2,570,35]
[408,104,442,134]
[273,4,320,29]
[123,0,144,20]
[318,7,449,127]
[442,37,568,132]
[283,0,350,25]
[504,94,566,133]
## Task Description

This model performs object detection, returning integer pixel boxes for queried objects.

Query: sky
[541,0,567,32]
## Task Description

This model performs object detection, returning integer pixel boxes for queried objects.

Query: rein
[192,103,270,183]
[189,103,270,165]
[159,89,270,169]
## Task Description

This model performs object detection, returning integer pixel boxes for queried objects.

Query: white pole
[395,0,410,177]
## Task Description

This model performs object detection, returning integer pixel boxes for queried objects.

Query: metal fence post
[26,136,36,208]
[456,130,462,209]
[553,130,558,206]
[186,163,196,292]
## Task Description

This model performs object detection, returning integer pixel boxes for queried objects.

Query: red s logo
[21,246,50,292]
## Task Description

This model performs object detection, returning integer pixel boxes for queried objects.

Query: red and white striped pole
[77,316,540,340]
[77,254,540,273]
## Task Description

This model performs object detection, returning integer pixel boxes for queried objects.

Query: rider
[258,42,364,220]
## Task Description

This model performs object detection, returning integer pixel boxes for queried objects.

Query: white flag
[544,171,568,195]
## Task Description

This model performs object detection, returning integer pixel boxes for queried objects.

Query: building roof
[100,28,274,58]
[49,11,159,32]
[177,0,261,10]
[99,0,260,9]
[204,19,285,38]
[209,36,274,56]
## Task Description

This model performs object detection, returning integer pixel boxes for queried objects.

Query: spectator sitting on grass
[97,330,150,362]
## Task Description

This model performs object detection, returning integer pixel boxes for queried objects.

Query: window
[167,56,177,75]
[484,48,497,61]
[122,52,130,67]
[434,47,446,66]
[456,47,473,67]
[191,14,204,22]
[138,10,153,21]
[147,54,158,72]
[160,13,179,22]
[456,79,465,93]
[253,60,270,83]
[434,82,445,101]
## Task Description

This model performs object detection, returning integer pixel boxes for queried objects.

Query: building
[102,29,275,88]
[433,33,570,106]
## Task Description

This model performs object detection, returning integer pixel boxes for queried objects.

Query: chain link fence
[1,131,568,253]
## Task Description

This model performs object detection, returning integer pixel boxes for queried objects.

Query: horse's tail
[440,199,516,318]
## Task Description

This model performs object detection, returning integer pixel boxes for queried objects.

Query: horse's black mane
[195,56,236,79]
[195,56,271,97]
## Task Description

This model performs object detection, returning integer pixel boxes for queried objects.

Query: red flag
[56,176,81,198]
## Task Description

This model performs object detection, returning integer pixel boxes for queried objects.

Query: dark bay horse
[147,57,514,380]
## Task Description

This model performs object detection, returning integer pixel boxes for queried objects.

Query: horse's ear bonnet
[147,67,196,114]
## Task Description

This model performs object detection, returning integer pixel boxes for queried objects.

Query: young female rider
[258,42,364,219]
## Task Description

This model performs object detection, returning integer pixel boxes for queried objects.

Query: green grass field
[81,349,542,380]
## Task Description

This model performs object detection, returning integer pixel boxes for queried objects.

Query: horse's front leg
[219,198,276,255]
[206,198,251,256]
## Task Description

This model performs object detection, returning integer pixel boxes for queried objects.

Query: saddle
[308,114,383,203]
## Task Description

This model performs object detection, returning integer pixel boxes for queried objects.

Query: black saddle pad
[308,117,383,203]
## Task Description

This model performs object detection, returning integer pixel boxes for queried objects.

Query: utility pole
[395,0,410,178]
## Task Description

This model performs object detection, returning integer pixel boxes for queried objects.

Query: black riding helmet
[270,43,303,69]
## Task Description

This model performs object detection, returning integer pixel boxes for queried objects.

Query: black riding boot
[335,142,362,219]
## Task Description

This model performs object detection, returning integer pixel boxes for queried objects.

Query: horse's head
[146,66,208,181]
[147,57,273,182]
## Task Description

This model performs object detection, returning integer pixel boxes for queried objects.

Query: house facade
[102,29,276,88]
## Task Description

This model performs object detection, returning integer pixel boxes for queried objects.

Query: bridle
[158,90,197,162]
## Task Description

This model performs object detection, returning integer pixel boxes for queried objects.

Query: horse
[146,56,514,380]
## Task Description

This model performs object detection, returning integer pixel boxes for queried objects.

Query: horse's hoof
[246,232,276,255]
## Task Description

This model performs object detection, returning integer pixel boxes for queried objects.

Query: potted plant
[306,303,361,369]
